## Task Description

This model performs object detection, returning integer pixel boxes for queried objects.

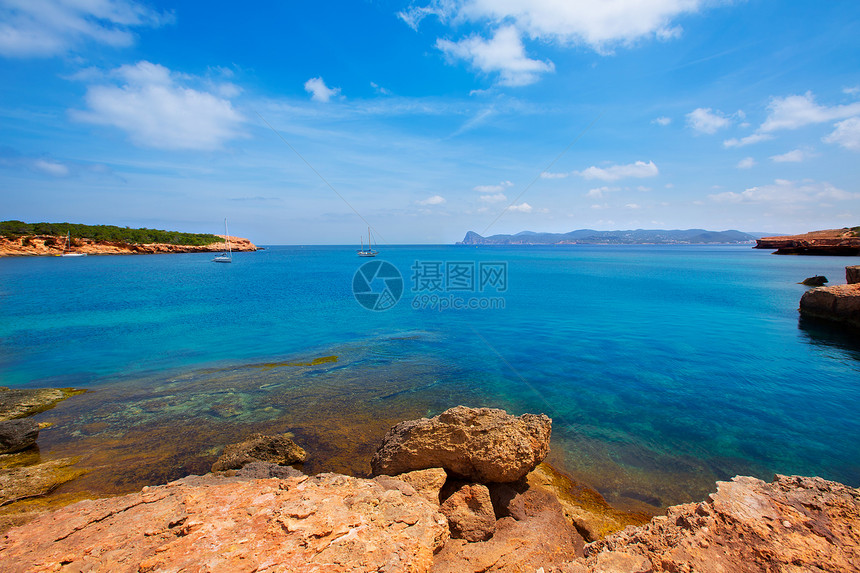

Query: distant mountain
[459,229,761,245]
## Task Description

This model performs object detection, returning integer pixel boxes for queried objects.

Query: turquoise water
[1,245,858,508]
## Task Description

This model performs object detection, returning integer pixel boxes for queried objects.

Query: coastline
[0,234,257,257]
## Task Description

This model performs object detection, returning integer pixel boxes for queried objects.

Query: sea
[1,245,858,512]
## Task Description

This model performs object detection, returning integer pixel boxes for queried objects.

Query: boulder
[0,472,449,573]
[0,418,39,454]
[210,432,307,472]
[575,474,860,573]
[371,406,551,483]
[800,275,827,286]
[799,283,860,329]
[440,483,496,542]
[847,265,860,284]
[432,480,584,572]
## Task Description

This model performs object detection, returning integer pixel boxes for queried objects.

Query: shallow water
[1,245,858,510]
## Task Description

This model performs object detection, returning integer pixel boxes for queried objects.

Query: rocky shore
[2,404,858,572]
[800,265,860,329]
[755,228,860,255]
[0,234,257,257]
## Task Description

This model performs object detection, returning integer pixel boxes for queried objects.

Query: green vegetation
[0,221,223,246]
[850,226,860,237]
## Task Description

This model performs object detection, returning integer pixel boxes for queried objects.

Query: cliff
[755,227,860,255]
[0,234,257,257]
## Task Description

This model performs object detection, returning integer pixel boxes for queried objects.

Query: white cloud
[508,202,533,212]
[418,194,446,205]
[304,77,341,102]
[736,157,756,169]
[686,107,731,134]
[760,92,860,132]
[474,180,513,192]
[723,133,774,148]
[414,0,713,51]
[0,0,170,58]
[824,117,860,151]
[586,186,620,198]
[540,171,569,179]
[652,116,671,126]
[436,25,554,86]
[576,160,659,181]
[33,158,70,177]
[625,203,640,209]
[708,179,859,204]
[844,86,860,96]
[770,149,811,163]
[71,61,244,151]
[479,193,508,203]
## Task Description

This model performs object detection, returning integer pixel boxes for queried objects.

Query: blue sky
[1,0,859,244]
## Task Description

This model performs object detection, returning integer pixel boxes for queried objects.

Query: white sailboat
[357,226,378,257]
[61,231,87,257]
[213,218,233,263]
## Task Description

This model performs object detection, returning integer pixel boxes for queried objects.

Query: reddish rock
[571,474,860,573]
[440,483,496,542]
[847,265,860,284]
[392,468,448,504]
[433,479,584,572]
[0,473,449,573]
[371,406,551,483]
[800,283,860,329]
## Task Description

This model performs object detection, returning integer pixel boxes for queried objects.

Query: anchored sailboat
[61,231,87,257]
[357,227,378,257]
[213,218,233,263]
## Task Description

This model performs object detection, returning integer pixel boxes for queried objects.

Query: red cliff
[754,228,860,255]
[0,235,258,257]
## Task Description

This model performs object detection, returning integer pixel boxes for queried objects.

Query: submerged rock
[0,472,449,573]
[0,456,84,506]
[211,432,307,472]
[0,419,39,454]
[371,406,551,483]
[800,275,828,286]
[0,387,85,421]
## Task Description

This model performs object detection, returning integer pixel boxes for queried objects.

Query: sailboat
[213,218,233,263]
[61,231,87,257]
[357,227,378,257]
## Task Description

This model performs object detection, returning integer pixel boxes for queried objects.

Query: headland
[755,227,860,255]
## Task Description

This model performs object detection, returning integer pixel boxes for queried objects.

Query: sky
[1,0,859,244]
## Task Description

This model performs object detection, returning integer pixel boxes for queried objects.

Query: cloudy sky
[2,0,859,244]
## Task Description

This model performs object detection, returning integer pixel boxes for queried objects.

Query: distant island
[459,229,760,245]
[0,221,257,257]
[754,228,860,255]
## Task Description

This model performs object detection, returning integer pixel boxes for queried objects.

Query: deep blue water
[1,245,858,507]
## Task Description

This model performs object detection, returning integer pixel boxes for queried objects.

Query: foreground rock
[0,472,449,573]
[211,432,307,472]
[0,387,85,421]
[564,474,860,573]
[849,265,860,284]
[755,228,860,255]
[800,282,860,329]
[0,419,39,454]
[371,406,551,483]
